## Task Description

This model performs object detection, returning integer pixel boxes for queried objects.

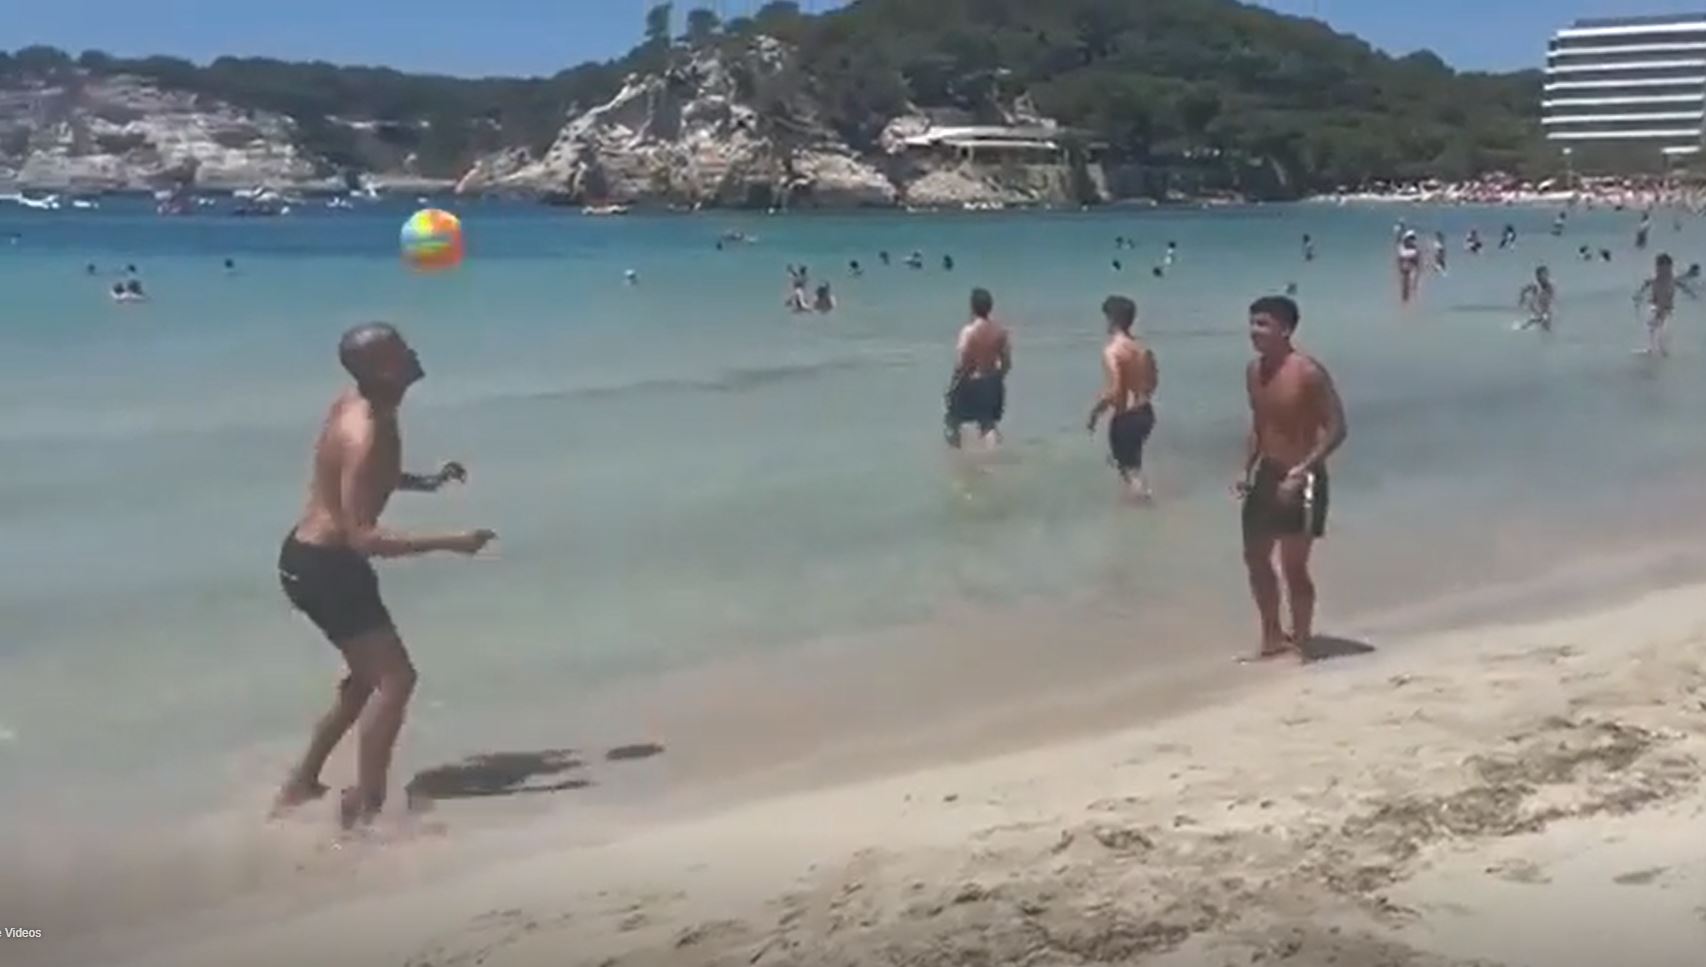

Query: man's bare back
[945,288,1012,449]
[957,317,1010,379]
[1104,335,1156,414]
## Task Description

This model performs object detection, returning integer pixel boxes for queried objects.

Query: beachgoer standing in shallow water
[1237,296,1347,662]
[1396,231,1423,304]
[1634,253,1697,358]
[944,288,1011,451]
[1466,228,1484,255]
[1301,234,1315,263]
[274,324,495,827]
[1432,231,1448,275]
[1636,212,1652,251]
[1086,295,1159,502]
[1517,266,1555,333]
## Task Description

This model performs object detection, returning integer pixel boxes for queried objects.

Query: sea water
[5,199,1706,911]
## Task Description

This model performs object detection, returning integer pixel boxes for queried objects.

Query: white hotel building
[1545,14,1706,160]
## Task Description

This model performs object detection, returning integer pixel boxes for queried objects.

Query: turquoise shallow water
[4,198,1706,839]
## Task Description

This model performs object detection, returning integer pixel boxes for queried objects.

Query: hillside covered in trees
[0,0,1548,195]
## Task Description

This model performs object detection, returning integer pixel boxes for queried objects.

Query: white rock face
[458,40,895,208]
[0,74,317,190]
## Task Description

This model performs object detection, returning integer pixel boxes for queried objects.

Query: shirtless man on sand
[274,323,495,827]
[1237,296,1348,662]
[1086,295,1158,501]
[944,288,1012,450]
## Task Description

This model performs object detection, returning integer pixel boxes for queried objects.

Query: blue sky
[10,1,1706,78]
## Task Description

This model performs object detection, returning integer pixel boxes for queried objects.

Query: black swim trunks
[944,372,1005,445]
[1108,404,1155,473]
[278,533,394,646]
[1241,460,1329,540]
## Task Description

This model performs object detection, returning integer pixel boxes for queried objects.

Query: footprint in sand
[1485,858,1551,885]
[1613,866,1669,886]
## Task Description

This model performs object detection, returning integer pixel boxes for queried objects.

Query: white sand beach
[28,581,1702,967]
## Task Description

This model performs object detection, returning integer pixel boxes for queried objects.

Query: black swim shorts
[1241,460,1329,540]
[1108,404,1155,472]
[278,533,394,646]
[944,373,1006,443]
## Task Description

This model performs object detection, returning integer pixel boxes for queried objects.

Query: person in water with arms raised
[274,323,496,828]
[944,288,1011,450]
[1237,296,1347,662]
[1086,295,1159,502]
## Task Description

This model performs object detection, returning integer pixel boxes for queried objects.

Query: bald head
[339,323,422,400]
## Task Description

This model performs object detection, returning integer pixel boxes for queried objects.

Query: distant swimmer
[1113,259,1123,272]
[943,254,955,272]
[879,250,891,266]
[1601,249,1613,263]
[849,260,863,277]
[1152,265,1165,278]
[274,323,495,827]
[1466,229,1484,255]
[1552,211,1566,237]
[1236,295,1347,662]
[624,269,640,286]
[1164,241,1177,268]
[813,282,836,313]
[1499,224,1517,250]
[1636,212,1651,251]
[1396,230,1423,304]
[109,278,147,303]
[1432,231,1449,275]
[224,258,237,274]
[1085,295,1159,502]
[126,264,138,275]
[1285,282,1299,297]
[906,250,925,270]
[1516,265,1555,333]
[1634,253,1697,357]
[1579,244,1593,262]
[1687,263,1703,282]
[85,263,98,276]
[1301,234,1315,263]
[944,287,1011,451]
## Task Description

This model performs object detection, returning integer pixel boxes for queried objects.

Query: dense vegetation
[1,0,1549,192]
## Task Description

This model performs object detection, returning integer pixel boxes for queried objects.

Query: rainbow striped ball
[400,208,464,272]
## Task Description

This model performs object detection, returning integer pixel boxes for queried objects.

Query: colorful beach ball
[400,208,464,272]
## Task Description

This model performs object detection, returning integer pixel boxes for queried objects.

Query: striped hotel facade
[1545,14,1706,159]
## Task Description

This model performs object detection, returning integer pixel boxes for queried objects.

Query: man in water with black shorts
[274,323,495,827]
[1086,295,1158,501]
[1237,296,1347,661]
[944,288,1012,450]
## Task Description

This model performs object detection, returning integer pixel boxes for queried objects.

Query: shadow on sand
[1302,635,1377,664]
[405,743,666,809]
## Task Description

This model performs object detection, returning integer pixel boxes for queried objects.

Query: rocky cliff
[456,39,1097,210]
[0,74,318,191]
[458,38,896,208]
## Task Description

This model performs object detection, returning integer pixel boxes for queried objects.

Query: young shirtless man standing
[275,323,496,827]
[1086,295,1158,501]
[1237,297,1348,661]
